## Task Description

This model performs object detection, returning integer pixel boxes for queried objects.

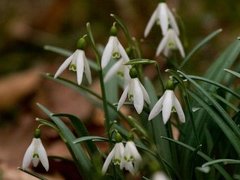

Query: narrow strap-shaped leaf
[187,90,240,155]
[179,71,240,140]
[205,39,240,82]
[18,167,48,180]
[161,137,232,180]
[36,103,92,178]
[189,75,240,99]
[53,113,99,155]
[202,159,240,168]
[74,136,109,144]
[224,69,240,79]
[180,29,222,69]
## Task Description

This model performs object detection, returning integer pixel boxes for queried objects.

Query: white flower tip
[165,69,170,72]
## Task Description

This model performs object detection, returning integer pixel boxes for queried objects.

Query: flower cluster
[102,141,142,175]
[144,2,185,58]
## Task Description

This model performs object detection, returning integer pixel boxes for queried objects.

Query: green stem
[86,22,111,136]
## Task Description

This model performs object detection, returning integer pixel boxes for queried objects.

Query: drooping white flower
[54,49,92,85]
[101,36,129,69]
[22,138,49,171]
[148,90,185,124]
[144,2,179,37]
[152,171,169,180]
[102,142,125,174]
[156,29,185,58]
[120,141,142,175]
[104,58,131,87]
[117,78,150,114]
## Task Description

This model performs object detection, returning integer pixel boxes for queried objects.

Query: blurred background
[0,0,239,179]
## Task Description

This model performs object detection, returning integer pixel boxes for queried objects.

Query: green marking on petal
[69,64,77,72]
[112,52,121,59]
[33,153,39,158]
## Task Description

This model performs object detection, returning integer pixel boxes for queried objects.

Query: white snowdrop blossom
[152,171,169,180]
[101,36,129,69]
[156,29,185,58]
[148,90,185,124]
[120,141,142,175]
[144,2,179,37]
[117,78,150,114]
[104,58,131,87]
[102,142,124,174]
[22,138,49,171]
[54,49,92,85]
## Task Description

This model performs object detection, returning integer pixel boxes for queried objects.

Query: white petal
[117,40,129,62]
[104,60,123,83]
[54,53,74,78]
[102,147,115,174]
[138,80,151,104]
[126,141,141,161]
[159,3,169,35]
[101,37,115,68]
[114,143,124,160]
[156,32,170,56]
[173,32,185,58]
[162,90,174,124]
[148,95,164,120]
[22,139,35,169]
[152,172,169,180]
[117,85,129,111]
[173,94,185,123]
[132,79,144,114]
[144,5,158,37]
[83,52,92,84]
[32,157,39,167]
[163,46,171,57]
[36,139,49,171]
[166,6,179,35]
[124,162,135,175]
[76,50,85,85]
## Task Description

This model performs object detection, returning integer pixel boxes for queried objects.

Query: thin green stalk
[86,22,111,136]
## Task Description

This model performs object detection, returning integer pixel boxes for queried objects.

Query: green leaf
[52,113,99,155]
[18,167,48,180]
[224,69,240,78]
[161,137,232,180]
[202,159,240,168]
[189,75,240,99]
[44,45,72,56]
[187,90,240,154]
[125,59,156,65]
[179,71,240,142]
[74,136,109,144]
[205,39,240,82]
[180,29,222,69]
[36,103,92,178]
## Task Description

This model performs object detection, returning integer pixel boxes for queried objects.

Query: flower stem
[86,22,111,136]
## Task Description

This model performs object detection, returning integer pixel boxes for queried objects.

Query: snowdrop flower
[54,49,92,85]
[22,129,49,171]
[104,58,131,86]
[117,68,150,114]
[102,142,124,174]
[144,2,179,37]
[152,171,169,180]
[120,141,142,175]
[148,89,185,124]
[101,25,129,69]
[156,29,185,58]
